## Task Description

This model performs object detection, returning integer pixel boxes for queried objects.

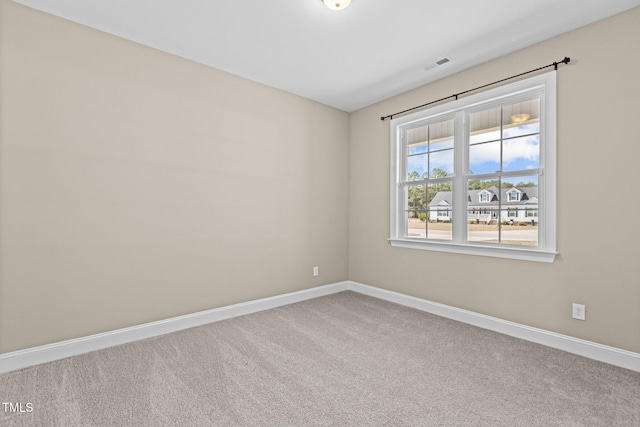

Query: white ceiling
[12,0,640,112]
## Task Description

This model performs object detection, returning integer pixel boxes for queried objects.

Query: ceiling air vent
[424,57,452,71]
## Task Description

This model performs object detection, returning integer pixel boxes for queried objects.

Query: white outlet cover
[572,303,586,320]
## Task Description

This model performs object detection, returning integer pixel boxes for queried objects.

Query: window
[507,189,520,201]
[390,73,556,262]
[437,208,451,218]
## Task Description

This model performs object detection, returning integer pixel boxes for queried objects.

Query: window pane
[467,218,500,244]
[405,183,426,212]
[428,119,454,177]
[500,212,538,246]
[408,141,428,155]
[470,101,541,175]
[430,136,454,151]
[405,184,426,238]
[467,177,538,246]
[406,119,454,179]
[429,119,454,136]
[407,154,427,181]
[503,122,540,139]
[406,124,429,154]
[427,182,452,240]
[470,106,501,145]
[429,148,454,177]
[470,106,501,174]
[502,176,538,199]
[406,211,427,238]
[502,135,540,172]
[502,98,540,139]
[469,141,500,174]
[502,176,538,246]
[467,179,499,243]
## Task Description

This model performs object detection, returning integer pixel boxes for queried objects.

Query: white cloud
[469,135,539,170]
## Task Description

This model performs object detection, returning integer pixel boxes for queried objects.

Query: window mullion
[452,111,466,243]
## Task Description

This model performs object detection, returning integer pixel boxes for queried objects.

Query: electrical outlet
[313,266,319,277]
[572,303,585,321]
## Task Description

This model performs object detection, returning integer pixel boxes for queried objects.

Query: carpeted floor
[1,291,639,426]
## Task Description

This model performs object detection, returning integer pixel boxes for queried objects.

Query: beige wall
[349,6,640,353]
[2,0,639,357]
[0,0,349,353]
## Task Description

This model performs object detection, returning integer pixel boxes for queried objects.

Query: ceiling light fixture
[510,113,530,125]
[322,0,352,11]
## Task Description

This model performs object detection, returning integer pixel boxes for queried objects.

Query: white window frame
[389,73,557,263]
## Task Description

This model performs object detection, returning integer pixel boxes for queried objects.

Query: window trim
[389,73,557,263]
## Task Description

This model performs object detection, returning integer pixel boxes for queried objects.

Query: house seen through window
[390,73,557,262]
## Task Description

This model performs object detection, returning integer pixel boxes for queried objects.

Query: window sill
[388,238,557,263]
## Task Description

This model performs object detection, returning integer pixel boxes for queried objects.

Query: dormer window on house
[507,189,521,202]
[479,190,490,202]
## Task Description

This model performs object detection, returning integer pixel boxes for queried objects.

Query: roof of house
[428,186,538,207]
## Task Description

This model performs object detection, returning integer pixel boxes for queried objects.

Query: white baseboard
[0,282,349,374]
[347,281,640,373]
[2,280,638,374]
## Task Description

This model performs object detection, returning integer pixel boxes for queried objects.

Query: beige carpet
[1,291,639,426]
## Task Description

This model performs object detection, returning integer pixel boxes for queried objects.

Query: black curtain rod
[380,56,570,121]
